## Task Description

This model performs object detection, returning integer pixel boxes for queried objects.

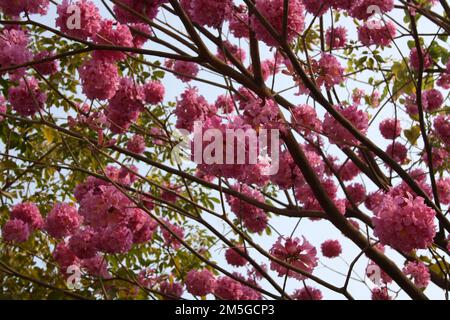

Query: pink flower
[437,61,450,89]
[106,77,144,133]
[409,47,433,71]
[314,54,345,89]
[2,219,30,243]
[423,89,443,112]
[8,77,46,117]
[215,94,234,113]
[291,104,322,134]
[175,87,214,132]
[97,224,133,254]
[303,0,332,16]
[403,261,430,289]
[229,5,250,39]
[371,287,391,300]
[79,57,119,100]
[0,28,31,78]
[93,20,133,62]
[160,281,183,299]
[270,236,318,280]
[182,0,233,28]
[68,227,98,259]
[385,142,407,164]
[379,118,402,139]
[321,240,342,258]
[225,247,248,267]
[127,134,146,154]
[172,60,199,82]
[56,0,101,40]
[0,0,49,16]
[130,23,152,48]
[143,81,165,104]
[126,208,157,244]
[337,160,360,181]
[45,203,82,239]
[185,269,216,296]
[10,202,43,230]
[250,0,305,46]
[437,178,450,205]
[433,115,449,145]
[161,220,185,249]
[293,286,323,300]
[53,242,79,272]
[216,41,246,64]
[372,194,436,253]
[0,96,7,122]
[113,0,167,23]
[323,105,369,145]
[358,21,396,47]
[81,255,111,279]
[349,0,394,20]
[326,26,348,49]
[34,51,59,75]
[214,276,244,300]
[226,184,269,233]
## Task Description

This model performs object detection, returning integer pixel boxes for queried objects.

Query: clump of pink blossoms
[45,203,82,239]
[293,286,323,300]
[323,105,369,145]
[78,57,120,100]
[56,0,101,40]
[251,0,305,47]
[372,193,436,253]
[0,0,49,16]
[270,236,318,280]
[8,77,47,116]
[185,269,216,296]
[403,261,430,289]
[321,240,342,258]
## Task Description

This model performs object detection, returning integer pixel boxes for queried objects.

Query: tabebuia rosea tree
[0,0,449,301]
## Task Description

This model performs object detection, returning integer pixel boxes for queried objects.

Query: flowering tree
[0,0,449,300]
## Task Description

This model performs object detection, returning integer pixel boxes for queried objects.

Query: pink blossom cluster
[0,28,32,79]
[8,77,47,116]
[323,104,369,145]
[270,236,318,280]
[113,0,168,24]
[185,269,216,296]
[143,81,165,105]
[45,203,82,239]
[78,57,120,100]
[293,286,323,300]
[321,239,342,258]
[358,21,396,47]
[433,115,449,146]
[127,134,146,154]
[326,27,348,49]
[181,0,233,28]
[403,261,430,289]
[175,87,215,132]
[105,77,145,133]
[193,117,272,187]
[56,0,101,40]
[2,202,43,243]
[48,166,160,278]
[0,0,49,16]
[379,118,402,139]
[291,104,322,135]
[250,0,305,47]
[226,184,268,233]
[313,54,345,90]
[225,247,248,267]
[372,193,436,253]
